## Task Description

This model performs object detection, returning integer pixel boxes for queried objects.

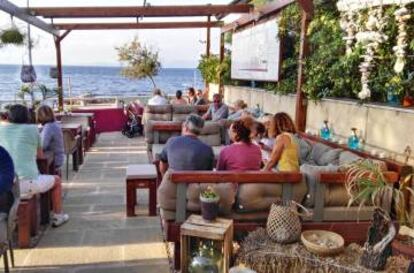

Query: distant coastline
[0,64,203,100]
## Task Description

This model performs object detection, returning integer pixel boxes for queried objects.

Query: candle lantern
[181,215,233,273]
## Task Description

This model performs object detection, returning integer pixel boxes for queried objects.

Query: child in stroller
[122,101,143,138]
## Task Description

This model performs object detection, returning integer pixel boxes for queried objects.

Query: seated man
[195,89,207,105]
[202,93,229,121]
[159,114,214,175]
[147,88,169,106]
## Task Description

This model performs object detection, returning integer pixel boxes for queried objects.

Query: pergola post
[54,38,63,110]
[205,15,211,90]
[206,15,211,57]
[54,30,71,111]
[295,1,313,132]
[219,32,225,97]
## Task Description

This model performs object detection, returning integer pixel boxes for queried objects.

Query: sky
[0,0,240,68]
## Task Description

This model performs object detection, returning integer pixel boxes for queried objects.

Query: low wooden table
[125,164,157,217]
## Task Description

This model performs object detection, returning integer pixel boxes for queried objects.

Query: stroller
[122,101,144,138]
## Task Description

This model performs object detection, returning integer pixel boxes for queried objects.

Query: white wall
[212,83,414,166]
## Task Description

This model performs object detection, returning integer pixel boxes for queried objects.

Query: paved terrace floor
[10,133,170,273]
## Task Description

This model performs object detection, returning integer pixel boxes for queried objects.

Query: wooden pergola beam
[0,0,59,36]
[54,21,223,30]
[29,4,252,18]
[221,0,295,33]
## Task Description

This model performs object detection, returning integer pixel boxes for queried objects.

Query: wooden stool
[126,164,157,217]
[17,195,37,248]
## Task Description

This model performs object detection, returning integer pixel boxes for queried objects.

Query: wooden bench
[126,164,157,217]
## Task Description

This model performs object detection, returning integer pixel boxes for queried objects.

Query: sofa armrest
[319,171,399,184]
[312,171,399,222]
[170,171,302,223]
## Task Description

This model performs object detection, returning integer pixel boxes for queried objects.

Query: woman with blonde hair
[37,105,65,170]
[263,112,299,172]
[228,99,248,120]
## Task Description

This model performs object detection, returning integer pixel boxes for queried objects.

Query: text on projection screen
[231,18,280,82]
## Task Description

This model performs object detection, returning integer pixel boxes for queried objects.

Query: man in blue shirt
[159,114,214,175]
[202,93,229,121]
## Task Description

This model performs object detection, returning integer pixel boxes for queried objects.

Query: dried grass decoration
[0,27,24,45]
[266,200,311,244]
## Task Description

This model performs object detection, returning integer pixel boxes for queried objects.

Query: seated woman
[0,146,14,214]
[0,104,69,227]
[170,90,187,105]
[227,99,248,120]
[217,117,262,171]
[37,105,65,171]
[263,112,299,172]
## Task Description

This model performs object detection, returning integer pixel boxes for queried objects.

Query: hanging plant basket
[20,65,37,83]
[0,28,25,45]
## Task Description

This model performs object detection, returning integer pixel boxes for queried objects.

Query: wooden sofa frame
[164,170,399,269]
[149,128,410,269]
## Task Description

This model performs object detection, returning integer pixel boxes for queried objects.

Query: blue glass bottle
[320,120,331,140]
[348,128,360,150]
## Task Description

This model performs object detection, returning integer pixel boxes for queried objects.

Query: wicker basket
[301,230,344,256]
[266,201,306,244]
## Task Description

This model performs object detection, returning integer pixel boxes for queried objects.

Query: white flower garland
[393,6,411,73]
[355,7,389,100]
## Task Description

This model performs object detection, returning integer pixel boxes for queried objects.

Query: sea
[0,64,204,101]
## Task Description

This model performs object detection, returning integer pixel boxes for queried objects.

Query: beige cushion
[143,105,173,124]
[152,144,165,160]
[212,146,225,159]
[157,170,236,215]
[172,105,198,122]
[126,164,157,179]
[237,176,307,212]
[145,120,181,144]
[198,122,222,146]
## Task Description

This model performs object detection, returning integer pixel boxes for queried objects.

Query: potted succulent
[345,160,414,269]
[200,186,220,221]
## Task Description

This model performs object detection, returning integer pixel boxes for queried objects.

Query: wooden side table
[126,164,157,217]
[181,215,234,273]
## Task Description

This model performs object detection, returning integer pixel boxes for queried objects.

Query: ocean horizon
[0,64,204,101]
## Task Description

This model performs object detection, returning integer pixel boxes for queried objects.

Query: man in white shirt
[147,88,169,106]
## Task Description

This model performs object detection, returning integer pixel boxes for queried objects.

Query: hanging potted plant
[345,160,414,269]
[0,27,25,45]
[200,186,220,221]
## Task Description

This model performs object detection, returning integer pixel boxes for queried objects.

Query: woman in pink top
[217,118,262,171]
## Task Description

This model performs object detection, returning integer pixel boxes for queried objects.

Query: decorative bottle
[348,128,360,150]
[320,120,331,140]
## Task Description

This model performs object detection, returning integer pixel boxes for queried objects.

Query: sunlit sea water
[0,64,204,100]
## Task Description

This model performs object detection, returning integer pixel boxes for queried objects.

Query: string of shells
[355,7,389,100]
[393,5,411,73]
[339,10,358,55]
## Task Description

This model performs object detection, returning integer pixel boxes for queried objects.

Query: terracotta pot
[392,236,414,259]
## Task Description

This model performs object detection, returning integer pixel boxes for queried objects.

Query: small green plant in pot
[345,160,414,269]
[200,186,220,221]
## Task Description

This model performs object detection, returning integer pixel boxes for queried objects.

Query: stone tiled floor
[8,133,170,273]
